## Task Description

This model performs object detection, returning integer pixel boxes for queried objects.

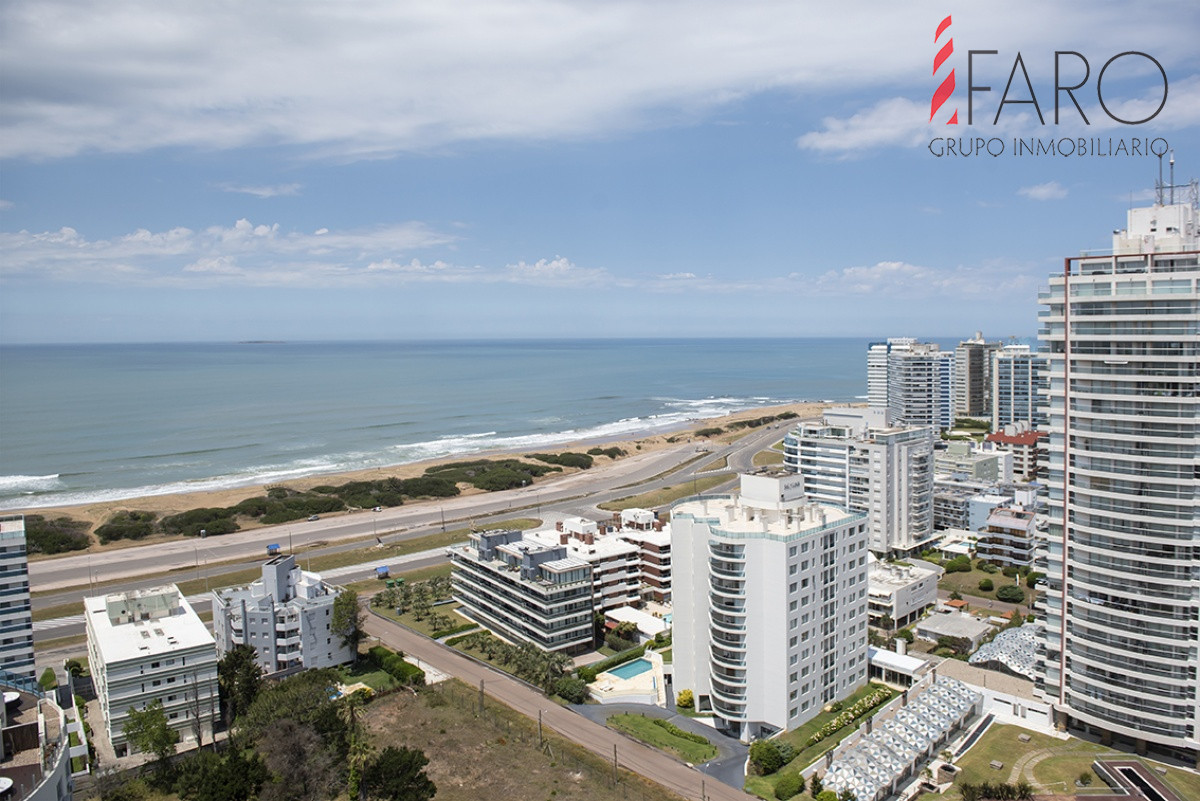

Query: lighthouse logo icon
[930,15,958,124]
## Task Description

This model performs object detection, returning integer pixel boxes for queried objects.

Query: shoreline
[16,401,831,539]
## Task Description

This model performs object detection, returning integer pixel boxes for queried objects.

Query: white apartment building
[783,408,934,556]
[527,517,641,613]
[977,505,1038,567]
[887,343,955,430]
[0,515,35,680]
[1035,188,1199,765]
[867,338,917,410]
[211,554,355,675]
[992,344,1048,430]
[671,473,869,741]
[613,508,672,603]
[934,441,1013,484]
[85,585,218,756]
[449,529,594,653]
[867,555,941,629]
[984,426,1048,482]
[954,333,1003,418]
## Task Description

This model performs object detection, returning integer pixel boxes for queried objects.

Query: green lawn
[927,723,1200,801]
[607,713,718,764]
[752,449,785,467]
[338,660,398,692]
[597,475,731,512]
[748,683,896,798]
[700,454,730,472]
[936,565,1034,609]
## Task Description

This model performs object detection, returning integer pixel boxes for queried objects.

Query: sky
[2,0,1199,343]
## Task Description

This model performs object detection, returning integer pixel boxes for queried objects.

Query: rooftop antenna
[1169,150,1175,205]
[1156,152,1164,205]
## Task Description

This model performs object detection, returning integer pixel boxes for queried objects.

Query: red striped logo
[930,15,958,124]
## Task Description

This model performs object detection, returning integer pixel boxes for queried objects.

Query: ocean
[0,338,883,510]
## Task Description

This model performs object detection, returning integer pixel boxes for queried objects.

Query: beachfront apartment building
[671,472,869,742]
[211,554,354,675]
[783,407,934,556]
[526,517,641,613]
[954,333,1003,419]
[612,508,672,603]
[876,342,954,430]
[867,338,917,410]
[0,515,35,680]
[85,585,218,756]
[992,344,1048,430]
[1034,189,1200,765]
[448,529,595,654]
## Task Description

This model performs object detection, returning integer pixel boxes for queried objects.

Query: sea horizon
[0,336,998,511]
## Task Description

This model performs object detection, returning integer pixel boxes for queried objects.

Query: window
[789,655,797,665]
[789,546,797,557]
[789,672,797,683]
[789,636,797,647]
[789,600,797,611]
[789,583,797,594]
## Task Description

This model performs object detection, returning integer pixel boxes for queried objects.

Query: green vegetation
[700,454,730,472]
[996,585,1026,604]
[95,510,159,543]
[753,448,786,467]
[978,578,994,592]
[450,631,573,692]
[23,514,91,554]
[597,474,730,512]
[676,688,694,710]
[552,676,589,704]
[695,427,725,437]
[607,714,717,763]
[124,700,179,772]
[425,458,560,491]
[727,411,799,430]
[38,667,57,691]
[217,645,263,724]
[332,589,366,650]
[773,772,803,800]
[587,446,626,459]
[527,452,594,469]
[367,645,426,686]
[953,417,991,431]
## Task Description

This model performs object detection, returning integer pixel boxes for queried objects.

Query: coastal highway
[29,421,793,596]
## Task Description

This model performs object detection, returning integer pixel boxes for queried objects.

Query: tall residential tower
[1035,184,1199,765]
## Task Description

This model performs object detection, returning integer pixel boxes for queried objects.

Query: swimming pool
[607,658,653,680]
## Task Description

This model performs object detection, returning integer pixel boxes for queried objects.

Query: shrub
[695,427,724,437]
[816,791,838,801]
[587,447,626,459]
[527,452,594,469]
[650,718,710,745]
[1077,770,1093,786]
[23,515,91,554]
[1025,571,1044,588]
[803,687,893,748]
[996,585,1026,604]
[978,578,994,592]
[894,628,915,643]
[748,739,783,775]
[95,510,158,543]
[774,773,803,800]
[367,645,425,686]
[1002,565,1019,578]
[554,677,589,704]
[160,507,238,537]
[944,555,972,573]
[430,622,477,639]
[676,689,694,710]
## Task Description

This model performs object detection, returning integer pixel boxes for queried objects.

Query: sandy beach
[20,401,831,539]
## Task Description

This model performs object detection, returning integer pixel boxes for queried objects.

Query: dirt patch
[362,680,684,801]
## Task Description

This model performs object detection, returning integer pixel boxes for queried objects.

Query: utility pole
[538,709,543,748]
[611,743,618,787]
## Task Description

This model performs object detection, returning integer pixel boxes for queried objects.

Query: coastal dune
[21,401,829,545]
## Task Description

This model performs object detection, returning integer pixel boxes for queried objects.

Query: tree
[878,613,895,631]
[809,773,824,798]
[240,668,350,758]
[949,590,963,601]
[554,676,589,704]
[174,748,268,801]
[218,644,264,725]
[748,739,784,775]
[124,700,179,769]
[332,589,366,651]
[363,746,436,801]
[996,585,1025,604]
[894,628,915,643]
[258,719,337,801]
[837,789,856,801]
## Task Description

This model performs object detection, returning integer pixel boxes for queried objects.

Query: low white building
[85,585,218,756]
[915,612,993,652]
[672,472,869,741]
[212,554,355,675]
[934,441,1013,484]
[867,556,941,628]
[604,606,669,644]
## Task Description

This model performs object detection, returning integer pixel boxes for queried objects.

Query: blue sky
[2,1,1199,343]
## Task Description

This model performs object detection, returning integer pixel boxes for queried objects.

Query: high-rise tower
[1035,178,1199,764]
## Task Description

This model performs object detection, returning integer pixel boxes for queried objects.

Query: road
[31,421,791,603]
[363,612,755,801]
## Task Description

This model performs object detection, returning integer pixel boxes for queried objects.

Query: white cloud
[803,259,1041,298]
[504,257,608,287]
[4,1,1195,160]
[0,200,13,211]
[797,98,931,156]
[216,183,302,198]
[1018,181,1068,201]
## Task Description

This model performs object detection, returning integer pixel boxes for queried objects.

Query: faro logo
[929,14,1169,126]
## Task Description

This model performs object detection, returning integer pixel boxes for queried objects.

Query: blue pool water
[608,659,653,680]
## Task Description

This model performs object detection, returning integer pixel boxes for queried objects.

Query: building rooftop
[986,430,1047,447]
[86,585,214,664]
[673,495,859,540]
[868,556,939,590]
[918,612,992,641]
